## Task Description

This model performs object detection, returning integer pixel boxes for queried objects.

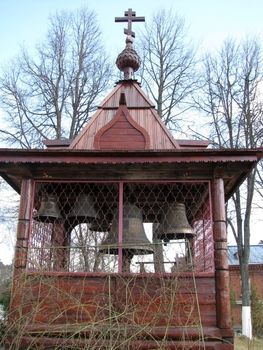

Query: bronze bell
[68,194,97,223]
[99,203,154,255]
[157,202,195,242]
[34,194,62,223]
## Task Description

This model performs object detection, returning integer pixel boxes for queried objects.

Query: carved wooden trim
[94,105,150,150]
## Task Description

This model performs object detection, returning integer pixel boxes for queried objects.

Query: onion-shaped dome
[116,37,140,79]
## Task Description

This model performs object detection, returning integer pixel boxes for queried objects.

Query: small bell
[157,202,195,242]
[34,194,62,223]
[68,194,97,223]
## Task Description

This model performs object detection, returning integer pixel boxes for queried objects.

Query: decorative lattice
[27,181,214,273]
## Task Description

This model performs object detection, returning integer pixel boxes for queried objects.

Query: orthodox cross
[115,8,145,38]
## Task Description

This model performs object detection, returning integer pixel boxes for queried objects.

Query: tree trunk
[240,262,252,338]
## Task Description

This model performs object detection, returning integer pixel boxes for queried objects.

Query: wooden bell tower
[1,8,262,350]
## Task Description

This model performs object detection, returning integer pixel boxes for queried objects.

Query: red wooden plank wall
[10,273,216,329]
[99,118,146,150]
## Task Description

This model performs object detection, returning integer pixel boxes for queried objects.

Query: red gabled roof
[69,80,180,150]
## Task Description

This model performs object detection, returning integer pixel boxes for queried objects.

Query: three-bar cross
[115,8,145,38]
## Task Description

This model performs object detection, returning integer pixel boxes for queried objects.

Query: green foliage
[235,335,263,350]
[251,286,263,337]
[0,280,11,314]
[230,287,236,306]
[0,281,10,345]
[0,320,5,344]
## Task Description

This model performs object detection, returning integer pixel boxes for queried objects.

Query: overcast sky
[0,0,262,65]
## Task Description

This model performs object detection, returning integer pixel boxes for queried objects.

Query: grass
[234,336,263,350]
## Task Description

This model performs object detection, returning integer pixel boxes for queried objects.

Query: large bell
[157,202,195,242]
[34,194,62,223]
[68,193,97,223]
[99,203,154,255]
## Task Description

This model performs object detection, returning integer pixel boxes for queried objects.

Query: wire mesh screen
[122,182,213,273]
[29,182,119,272]
[28,181,214,273]
[193,201,214,271]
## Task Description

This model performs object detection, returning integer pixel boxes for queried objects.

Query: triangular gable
[98,80,155,109]
[94,97,150,150]
[70,81,180,150]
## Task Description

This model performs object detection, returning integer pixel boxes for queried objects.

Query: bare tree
[138,9,197,131]
[255,163,263,206]
[0,178,18,267]
[195,38,263,337]
[0,7,113,148]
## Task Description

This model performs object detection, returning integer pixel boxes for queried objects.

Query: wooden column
[9,179,34,321]
[13,179,34,275]
[52,222,68,271]
[212,178,232,330]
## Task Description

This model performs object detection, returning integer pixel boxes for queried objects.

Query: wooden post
[118,181,124,273]
[51,222,68,271]
[13,179,34,275]
[152,223,165,273]
[212,178,232,330]
[9,179,34,321]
